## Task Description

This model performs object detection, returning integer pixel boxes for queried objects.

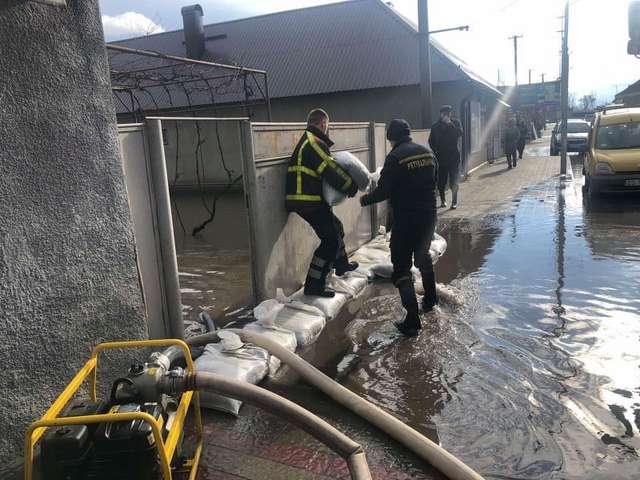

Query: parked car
[550,119,591,156]
[584,107,640,196]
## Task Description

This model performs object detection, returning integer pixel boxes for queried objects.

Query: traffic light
[629,0,640,55]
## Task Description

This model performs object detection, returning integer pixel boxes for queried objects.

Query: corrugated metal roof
[110,0,501,105]
[615,79,640,99]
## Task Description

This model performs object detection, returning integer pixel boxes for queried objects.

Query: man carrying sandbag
[285,108,359,298]
[360,119,438,337]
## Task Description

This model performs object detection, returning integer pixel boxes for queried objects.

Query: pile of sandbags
[242,322,297,375]
[291,270,369,320]
[252,290,327,346]
[194,331,269,416]
[361,233,448,280]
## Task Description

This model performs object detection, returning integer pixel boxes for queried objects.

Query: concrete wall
[162,119,244,188]
[143,80,504,176]
[243,122,382,300]
[0,0,147,469]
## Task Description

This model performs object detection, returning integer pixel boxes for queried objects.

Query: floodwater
[173,191,253,327]
[339,160,640,479]
[174,143,640,479]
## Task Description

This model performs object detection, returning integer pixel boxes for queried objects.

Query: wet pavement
[182,134,640,479]
[336,154,640,479]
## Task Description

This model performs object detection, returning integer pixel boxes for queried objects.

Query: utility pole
[418,0,432,129]
[529,69,533,84]
[509,35,523,85]
[560,1,569,175]
[540,73,546,84]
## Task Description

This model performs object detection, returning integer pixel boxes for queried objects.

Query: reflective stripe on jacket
[360,136,437,212]
[285,126,354,211]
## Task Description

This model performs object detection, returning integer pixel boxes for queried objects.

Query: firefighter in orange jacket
[285,109,358,297]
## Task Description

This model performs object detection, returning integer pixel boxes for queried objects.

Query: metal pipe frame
[24,339,202,480]
[107,44,267,75]
[147,119,184,339]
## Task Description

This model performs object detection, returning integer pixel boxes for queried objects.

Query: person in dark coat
[504,118,520,169]
[429,105,463,210]
[360,119,438,337]
[285,108,358,297]
[516,115,529,160]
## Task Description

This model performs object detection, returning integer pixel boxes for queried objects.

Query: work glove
[346,182,358,198]
[359,194,370,207]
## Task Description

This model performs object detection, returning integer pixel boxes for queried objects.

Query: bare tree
[580,93,596,111]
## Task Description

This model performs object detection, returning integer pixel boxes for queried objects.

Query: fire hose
[186,330,485,480]
[157,370,372,480]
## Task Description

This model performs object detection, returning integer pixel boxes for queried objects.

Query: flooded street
[174,139,640,479]
[339,158,640,479]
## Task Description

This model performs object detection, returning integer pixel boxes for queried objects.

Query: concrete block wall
[0,0,147,468]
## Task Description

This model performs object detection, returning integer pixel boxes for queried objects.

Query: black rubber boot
[396,320,420,337]
[439,191,447,209]
[395,277,421,336]
[335,261,359,276]
[451,190,458,210]
[304,257,335,297]
[419,259,438,313]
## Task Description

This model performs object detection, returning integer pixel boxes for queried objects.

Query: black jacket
[428,119,463,165]
[285,126,356,211]
[517,120,529,140]
[361,137,437,212]
[504,125,520,150]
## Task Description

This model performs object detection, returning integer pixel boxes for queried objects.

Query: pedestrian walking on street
[504,118,520,169]
[285,108,359,298]
[516,114,529,160]
[429,105,463,210]
[360,119,438,337]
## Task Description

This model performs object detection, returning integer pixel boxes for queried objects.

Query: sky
[98,0,640,104]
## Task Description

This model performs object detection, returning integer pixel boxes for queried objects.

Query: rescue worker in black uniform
[360,119,438,337]
[504,118,520,169]
[516,114,529,160]
[429,105,463,210]
[285,109,358,298]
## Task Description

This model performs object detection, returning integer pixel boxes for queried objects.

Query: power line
[495,0,525,14]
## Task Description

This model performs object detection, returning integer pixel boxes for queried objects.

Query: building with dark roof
[614,80,640,106]
[110,0,508,171]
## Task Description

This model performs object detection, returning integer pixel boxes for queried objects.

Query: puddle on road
[341,162,640,479]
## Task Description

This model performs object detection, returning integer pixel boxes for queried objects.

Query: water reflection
[342,171,640,479]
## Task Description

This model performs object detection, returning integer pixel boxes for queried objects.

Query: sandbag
[326,271,369,297]
[253,298,284,325]
[322,151,371,206]
[243,322,298,375]
[271,302,327,346]
[360,232,447,279]
[291,289,350,321]
[194,332,269,415]
[253,290,327,347]
[370,263,394,279]
[430,232,447,263]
